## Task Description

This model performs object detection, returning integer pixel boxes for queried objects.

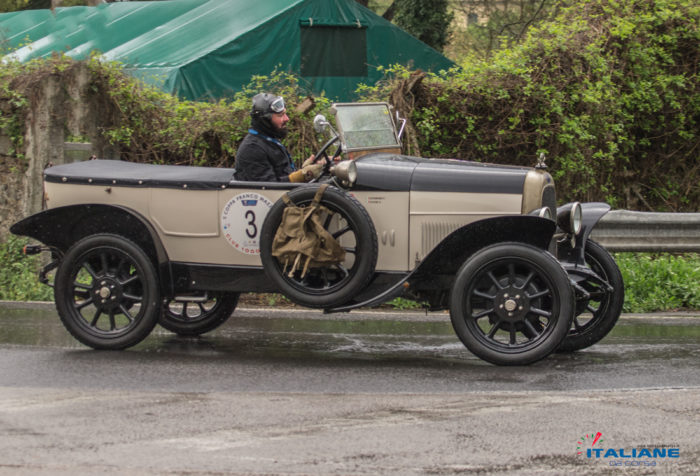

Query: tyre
[54,234,161,350]
[557,240,624,352]
[160,292,239,336]
[449,243,574,366]
[260,185,378,308]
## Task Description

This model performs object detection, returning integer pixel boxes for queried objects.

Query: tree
[393,0,453,51]
[0,0,50,13]
[449,0,568,58]
[0,0,105,12]
[355,0,450,49]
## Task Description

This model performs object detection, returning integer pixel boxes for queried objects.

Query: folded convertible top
[44,159,235,190]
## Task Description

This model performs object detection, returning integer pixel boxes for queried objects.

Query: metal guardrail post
[591,210,700,252]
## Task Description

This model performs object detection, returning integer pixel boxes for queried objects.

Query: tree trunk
[383,2,397,20]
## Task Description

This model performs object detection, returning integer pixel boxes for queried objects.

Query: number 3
[245,210,257,238]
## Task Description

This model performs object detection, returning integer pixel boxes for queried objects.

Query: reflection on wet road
[1,303,699,393]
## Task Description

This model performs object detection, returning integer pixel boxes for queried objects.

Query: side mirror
[313,114,329,133]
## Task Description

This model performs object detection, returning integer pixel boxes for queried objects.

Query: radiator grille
[421,222,461,257]
[542,185,556,218]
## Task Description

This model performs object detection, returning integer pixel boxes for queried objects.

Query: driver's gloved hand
[302,162,323,181]
[288,162,323,182]
[301,155,316,168]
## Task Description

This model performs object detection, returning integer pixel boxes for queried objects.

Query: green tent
[0,0,453,101]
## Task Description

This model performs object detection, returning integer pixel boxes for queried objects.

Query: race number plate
[221,192,273,255]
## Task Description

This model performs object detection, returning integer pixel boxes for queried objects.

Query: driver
[234,93,322,182]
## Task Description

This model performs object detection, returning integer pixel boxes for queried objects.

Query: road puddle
[1,305,698,364]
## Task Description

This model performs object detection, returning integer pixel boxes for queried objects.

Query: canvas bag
[271,184,346,278]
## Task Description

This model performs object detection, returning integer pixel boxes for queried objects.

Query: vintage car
[11,102,623,365]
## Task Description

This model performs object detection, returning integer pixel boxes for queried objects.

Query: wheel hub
[92,278,123,311]
[495,287,529,321]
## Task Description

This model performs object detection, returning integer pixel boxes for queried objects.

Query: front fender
[557,202,611,264]
[326,215,556,313]
[413,215,557,279]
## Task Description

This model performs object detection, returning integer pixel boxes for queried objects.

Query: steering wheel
[309,136,341,183]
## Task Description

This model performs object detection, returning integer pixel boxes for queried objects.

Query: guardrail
[591,210,700,252]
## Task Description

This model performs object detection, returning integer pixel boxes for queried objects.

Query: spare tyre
[260,185,378,308]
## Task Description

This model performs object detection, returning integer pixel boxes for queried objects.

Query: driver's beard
[252,116,288,139]
[274,126,289,139]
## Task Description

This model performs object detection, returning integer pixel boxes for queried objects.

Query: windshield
[333,103,399,150]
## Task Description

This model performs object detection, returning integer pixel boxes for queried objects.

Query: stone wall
[0,155,27,238]
[1,62,119,240]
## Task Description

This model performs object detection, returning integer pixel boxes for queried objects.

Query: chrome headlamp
[330,160,357,187]
[556,202,582,235]
[530,206,553,220]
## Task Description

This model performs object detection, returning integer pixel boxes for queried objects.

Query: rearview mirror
[313,114,329,133]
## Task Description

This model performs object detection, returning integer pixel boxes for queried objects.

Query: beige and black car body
[11,102,623,365]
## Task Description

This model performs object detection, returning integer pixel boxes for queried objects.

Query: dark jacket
[234,130,294,182]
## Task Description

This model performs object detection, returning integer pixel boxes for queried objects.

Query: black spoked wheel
[558,240,624,352]
[160,292,239,336]
[54,234,160,350]
[450,243,574,366]
[260,185,377,308]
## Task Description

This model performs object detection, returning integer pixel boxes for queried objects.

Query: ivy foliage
[86,58,332,167]
[371,0,699,211]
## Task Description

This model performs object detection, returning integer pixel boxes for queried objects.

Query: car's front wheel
[54,234,161,350]
[558,240,624,352]
[449,243,574,365]
[160,292,239,336]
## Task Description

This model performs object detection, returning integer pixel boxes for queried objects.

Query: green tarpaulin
[0,0,453,101]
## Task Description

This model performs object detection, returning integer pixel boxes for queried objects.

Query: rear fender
[10,204,173,295]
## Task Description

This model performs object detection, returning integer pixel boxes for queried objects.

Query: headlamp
[556,202,583,235]
[331,160,357,187]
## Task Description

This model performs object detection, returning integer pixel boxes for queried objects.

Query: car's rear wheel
[558,240,624,352]
[160,292,239,336]
[260,185,377,308]
[54,234,160,350]
[450,243,574,365]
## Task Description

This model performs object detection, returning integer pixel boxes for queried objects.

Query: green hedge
[617,252,700,312]
[0,236,52,302]
[363,0,699,211]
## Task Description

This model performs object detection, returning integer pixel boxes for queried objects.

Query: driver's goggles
[270,97,285,113]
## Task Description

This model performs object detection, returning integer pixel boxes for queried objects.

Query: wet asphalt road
[0,302,699,475]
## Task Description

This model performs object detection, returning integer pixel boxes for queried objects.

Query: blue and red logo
[577,432,604,456]
[576,431,680,466]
